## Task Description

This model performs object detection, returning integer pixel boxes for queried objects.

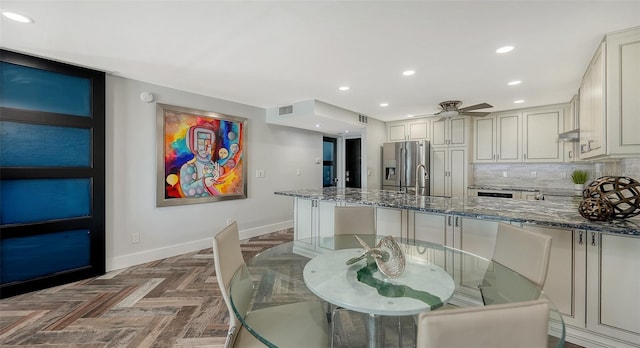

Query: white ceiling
[1,1,639,125]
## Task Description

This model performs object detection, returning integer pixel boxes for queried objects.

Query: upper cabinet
[474,112,521,163]
[431,116,471,148]
[522,108,564,162]
[579,26,640,159]
[473,105,564,163]
[387,119,430,142]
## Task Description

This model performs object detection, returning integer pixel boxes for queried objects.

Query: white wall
[105,76,322,271]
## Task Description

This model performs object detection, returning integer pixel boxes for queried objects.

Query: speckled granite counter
[275,187,640,236]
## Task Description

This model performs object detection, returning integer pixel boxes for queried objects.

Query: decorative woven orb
[582,176,640,219]
[578,198,613,221]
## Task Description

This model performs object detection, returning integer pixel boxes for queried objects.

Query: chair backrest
[493,222,552,289]
[416,299,550,348]
[213,221,251,330]
[334,205,376,235]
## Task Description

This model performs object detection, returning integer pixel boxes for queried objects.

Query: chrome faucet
[415,164,428,195]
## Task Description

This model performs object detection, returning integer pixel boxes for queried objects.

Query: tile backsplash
[473,158,640,191]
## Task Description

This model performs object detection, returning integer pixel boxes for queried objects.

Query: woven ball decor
[582,176,640,219]
[578,198,613,221]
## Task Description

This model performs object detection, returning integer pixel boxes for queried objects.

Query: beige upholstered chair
[494,222,552,289]
[333,205,376,250]
[416,299,550,348]
[213,221,329,348]
[480,223,552,305]
[334,205,376,235]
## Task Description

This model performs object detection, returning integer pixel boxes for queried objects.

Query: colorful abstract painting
[156,104,247,206]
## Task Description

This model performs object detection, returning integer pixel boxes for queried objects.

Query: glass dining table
[229,235,565,348]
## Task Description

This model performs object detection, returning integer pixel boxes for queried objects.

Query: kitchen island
[276,187,640,348]
[275,187,640,235]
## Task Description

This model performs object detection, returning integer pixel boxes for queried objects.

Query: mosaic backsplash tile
[473,158,640,192]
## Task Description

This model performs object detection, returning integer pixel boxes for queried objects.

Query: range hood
[558,129,580,142]
[266,99,368,135]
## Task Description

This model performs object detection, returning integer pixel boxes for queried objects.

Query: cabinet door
[294,198,315,241]
[431,118,447,147]
[587,233,640,342]
[408,120,429,140]
[430,148,447,197]
[413,211,446,245]
[580,43,606,158]
[449,117,467,146]
[388,123,406,141]
[376,207,404,239]
[317,201,336,238]
[497,113,521,162]
[607,28,640,156]
[449,148,467,198]
[474,117,495,162]
[523,109,563,162]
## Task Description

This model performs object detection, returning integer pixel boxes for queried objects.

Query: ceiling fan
[432,100,493,121]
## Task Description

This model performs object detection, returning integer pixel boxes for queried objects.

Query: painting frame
[156,103,247,207]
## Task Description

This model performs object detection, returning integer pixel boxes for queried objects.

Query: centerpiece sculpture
[346,235,406,278]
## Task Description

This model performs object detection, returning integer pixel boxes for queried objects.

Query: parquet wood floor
[0,228,582,348]
[0,229,294,348]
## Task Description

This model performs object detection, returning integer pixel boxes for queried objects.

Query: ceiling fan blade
[460,111,491,117]
[459,103,493,112]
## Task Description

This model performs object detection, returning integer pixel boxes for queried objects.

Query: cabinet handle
[447,216,452,226]
[524,153,527,160]
[455,216,459,227]
[569,150,573,159]
[580,144,588,153]
[492,154,495,160]
[578,231,583,245]
[591,232,596,246]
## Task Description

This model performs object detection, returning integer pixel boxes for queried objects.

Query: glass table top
[229,235,565,347]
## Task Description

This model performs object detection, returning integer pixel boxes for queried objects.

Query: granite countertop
[275,187,640,236]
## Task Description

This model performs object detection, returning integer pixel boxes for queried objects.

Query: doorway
[322,137,337,187]
[345,138,362,188]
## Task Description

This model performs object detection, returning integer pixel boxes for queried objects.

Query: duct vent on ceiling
[358,114,368,124]
[278,105,294,116]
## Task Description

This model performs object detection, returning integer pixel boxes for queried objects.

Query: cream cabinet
[522,107,564,162]
[387,119,430,142]
[431,147,471,198]
[293,198,336,242]
[580,27,640,159]
[474,106,564,163]
[563,95,580,162]
[473,112,521,163]
[586,232,640,343]
[431,116,470,148]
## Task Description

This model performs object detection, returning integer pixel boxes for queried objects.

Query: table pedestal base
[365,313,385,348]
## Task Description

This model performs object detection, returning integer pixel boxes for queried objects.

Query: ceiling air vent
[278,105,294,116]
[358,114,368,124]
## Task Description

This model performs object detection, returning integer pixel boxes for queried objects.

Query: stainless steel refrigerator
[382,140,430,195]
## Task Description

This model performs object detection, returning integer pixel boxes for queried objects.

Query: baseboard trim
[108,220,293,272]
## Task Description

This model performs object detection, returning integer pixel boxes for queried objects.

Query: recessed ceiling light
[315,124,320,128]
[406,114,415,118]
[496,46,514,54]
[514,100,525,104]
[508,80,522,86]
[338,86,349,91]
[402,70,416,76]
[2,11,34,23]
[380,103,389,107]
[345,130,350,133]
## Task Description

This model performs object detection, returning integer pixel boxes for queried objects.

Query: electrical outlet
[132,232,140,244]
[502,171,508,178]
[531,171,537,178]
[226,218,233,226]
[560,172,567,179]
[296,169,301,176]
[255,169,265,178]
